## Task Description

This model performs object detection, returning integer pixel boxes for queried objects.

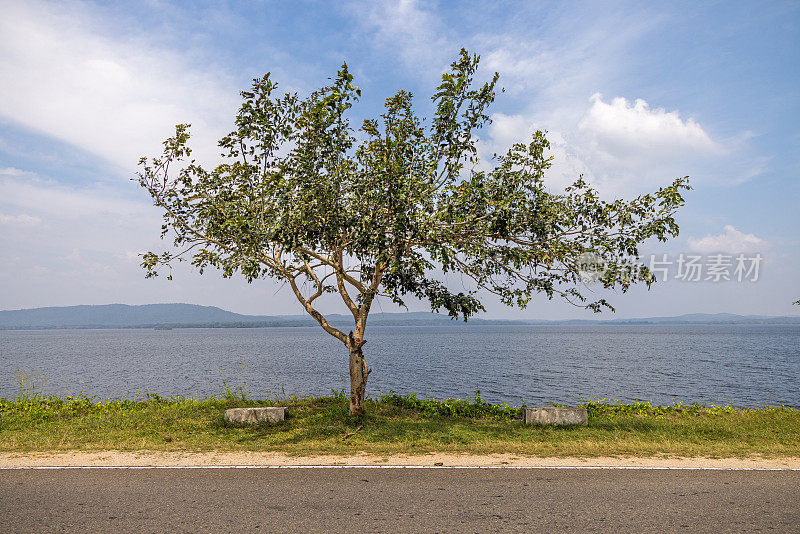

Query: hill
[0,304,512,329]
[0,303,258,329]
[0,304,798,329]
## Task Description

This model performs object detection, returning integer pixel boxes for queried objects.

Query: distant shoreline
[2,303,799,330]
[3,320,800,331]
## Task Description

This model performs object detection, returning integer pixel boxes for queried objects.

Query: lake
[1,324,798,406]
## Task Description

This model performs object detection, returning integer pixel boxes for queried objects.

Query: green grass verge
[1,392,798,458]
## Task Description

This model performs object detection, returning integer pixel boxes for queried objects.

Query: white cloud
[0,167,27,177]
[477,93,729,196]
[466,7,762,196]
[63,248,82,263]
[0,213,41,226]
[352,0,452,75]
[688,225,767,254]
[476,113,589,192]
[0,0,239,170]
[476,7,659,111]
[578,94,722,164]
[481,33,625,104]
[570,94,724,193]
[0,171,157,305]
[0,174,160,288]
[115,250,144,263]
[0,175,152,222]
[483,113,534,151]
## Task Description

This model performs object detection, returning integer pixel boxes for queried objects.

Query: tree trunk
[347,336,369,417]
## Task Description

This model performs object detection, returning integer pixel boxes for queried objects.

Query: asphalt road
[1,467,798,532]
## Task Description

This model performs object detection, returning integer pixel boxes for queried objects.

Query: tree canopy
[138,49,689,415]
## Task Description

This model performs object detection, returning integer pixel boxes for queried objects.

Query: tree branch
[286,273,347,343]
[334,247,360,320]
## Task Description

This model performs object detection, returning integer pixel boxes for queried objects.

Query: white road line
[0,465,798,471]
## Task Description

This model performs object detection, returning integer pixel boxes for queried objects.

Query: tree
[138,50,690,416]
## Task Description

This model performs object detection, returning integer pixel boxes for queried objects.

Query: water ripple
[0,324,798,406]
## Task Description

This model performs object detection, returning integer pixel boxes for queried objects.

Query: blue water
[1,325,798,406]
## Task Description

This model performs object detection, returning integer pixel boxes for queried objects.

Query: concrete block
[524,407,588,426]
[224,407,286,424]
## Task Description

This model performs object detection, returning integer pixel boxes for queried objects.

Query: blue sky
[0,0,798,319]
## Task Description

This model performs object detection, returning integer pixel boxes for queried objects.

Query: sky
[0,0,798,319]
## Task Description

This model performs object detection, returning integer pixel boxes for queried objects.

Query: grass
[1,390,798,458]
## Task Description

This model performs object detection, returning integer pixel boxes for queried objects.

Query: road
[1,467,798,532]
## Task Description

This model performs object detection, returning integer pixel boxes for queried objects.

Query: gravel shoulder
[1,451,798,468]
